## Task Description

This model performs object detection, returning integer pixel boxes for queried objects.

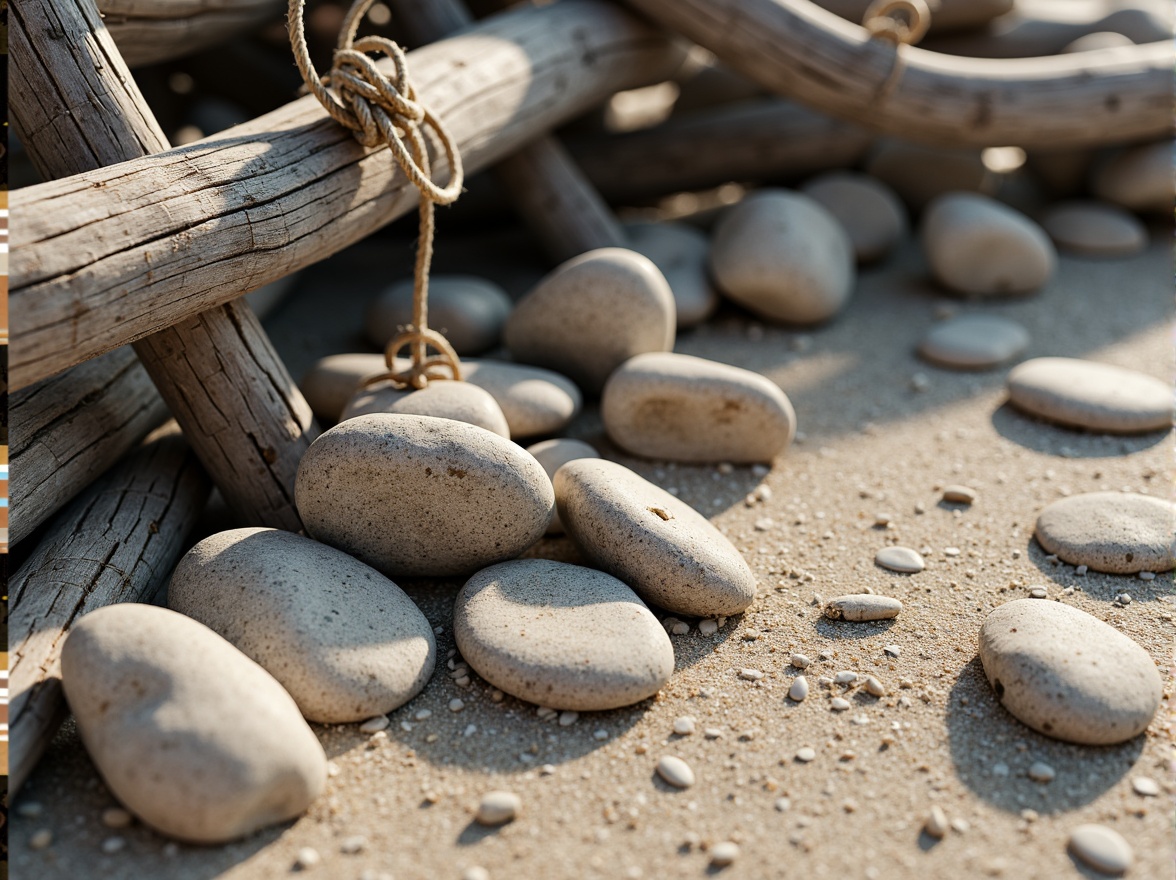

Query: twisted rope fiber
[288,0,465,389]
[862,0,932,102]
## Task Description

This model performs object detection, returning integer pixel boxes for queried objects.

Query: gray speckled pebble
[1092,140,1171,214]
[979,599,1162,745]
[504,248,675,394]
[454,560,674,711]
[296,414,553,577]
[624,221,719,328]
[1007,357,1171,434]
[800,171,908,264]
[601,352,796,464]
[874,546,925,573]
[61,604,326,843]
[299,353,389,423]
[918,314,1029,371]
[340,380,511,439]
[1035,492,1175,574]
[168,528,436,723]
[554,459,756,617]
[364,276,512,355]
[525,439,601,535]
[823,594,902,621]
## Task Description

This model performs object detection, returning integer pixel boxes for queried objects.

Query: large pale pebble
[799,172,908,263]
[454,560,674,711]
[1092,140,1171,214]
[1035,492,1175,574]
[503,248,675,394]
[555,459,756,616]
[1007,357,1171,433]
[1068,825,1134,875]
[295,414,554,577]
[525,439,601,534]
[623,221,719,328]
[922,193,1056,296]
[364,276,512,355]
[299,353,389,423]
[866,141,991,211]
[710,189,854,324]
[340,380,511,438]
[168,528,436,723]
[1039,201,1148,256]
[601,352,795,464]
[60,604,326,843]
[917,314,1030,370]
[978,599,1162,744]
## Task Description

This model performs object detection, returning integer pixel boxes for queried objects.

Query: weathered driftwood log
[619,0,1174,147]
[100,0,285,67]
[11,1,682,390]
[9,424,212,795]
[568,99,874,201]
[812,0,1013,34]
[13,0,318,530]
[387,0,626,262]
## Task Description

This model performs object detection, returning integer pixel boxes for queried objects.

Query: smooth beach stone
[454,560,675,711]
[300,353,389,422]
[554,459,756,616]
[1061,31,1137,52]
[525,439,601,535]
[364,275,512,355]
[1040,201,1148,256]
[295,414,554,577]
[340,380,511,439]
[601,352,796,464]
[865,141,991,211]
[60,604,326,843]
[1068,825,1134,875]
[710,189,855,325]
[978,599,1162,744]
[823,594,903,621]
[503,247,675,394]
[799,171,908,263]
[874,546,925,573]
[917,314,1030,370]
[168,528,436,723]
[1007,357,1171,433]
[623,221,719,328]
[922,193,1057,296]
[1035,492,1176,574]
[1092,140,1171,214]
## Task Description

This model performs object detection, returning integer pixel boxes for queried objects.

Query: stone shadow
[1023,535,1174,604]
[990,403,1169,458]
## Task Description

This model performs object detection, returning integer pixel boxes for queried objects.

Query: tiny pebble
[925,806,949,839]
[1139,571,1156,581]
[942,485,977,504]
[463,868,491,880]
[1116,594,1132,606]
[704,728,723,739]
[101,807,133,829]
[30,830,53,850]
[698,619,719,636]
[414,709,432,720]
[1131,776,1159,797]
[710,841,740,867]
[656,755,696,788]
[834,671,858,685]
[673,716,696,735]
[537,706,558,720]
[739,668,764,681]
[790,653,812,669]
[1029,587,1048,599]
[1069,824,1134,875]
[1028,762,1055,783]
[1076,565,1088,576]
[295,847,321,870]
[593,729,609,741]
[883,645,900,658]
[476,791,522,826]
[449,699,465,712]
[359,716,390,734]
[775,797,791,812]
[558,711,579,727]
[864,676,886,696]
[18,802,45,818]
[541,764,556,776]
[796,747,816,762]
[670,621,690,636]
[830,697,851,711]
[340,836,367,854]
[101,837,126,855]
[788,676,809,702]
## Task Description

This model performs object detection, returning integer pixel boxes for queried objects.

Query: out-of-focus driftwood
[100,0,285,67]
[812,0,1013,34]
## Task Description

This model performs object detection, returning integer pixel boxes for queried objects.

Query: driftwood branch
[100,0,285,67]
[11,0,683,390]
[620,0,1174,147]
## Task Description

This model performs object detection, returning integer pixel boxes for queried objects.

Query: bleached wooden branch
[100,0,285,67]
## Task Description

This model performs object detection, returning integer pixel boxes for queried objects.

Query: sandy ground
[10,218,1174,880]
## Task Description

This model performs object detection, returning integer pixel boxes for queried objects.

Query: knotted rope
[288,0,465,389]
[862,0,931,102]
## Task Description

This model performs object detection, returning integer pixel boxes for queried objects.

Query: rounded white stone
[340,380,511,438]
[800,171,908,263]
[788,675,809,702]
[1068,824,1134,875]
[555,459,757,617]
[796,747,816,762]
[710,842,740,867]
[1040,201,1147,256]
[922,193,1056,296]
[453,560,674,711]
[503,247,675,394]
[364,275,512,355]
[601,352,796,464]
[475,791,521,826]
[979,599,1163,745]
[925,806,949,839]
[710,189,854,324]
[823,594,903,621]
[623,221,719,328]
[874,546,925,573]
[60,604,326,843]
[656,755,696,788]
[673,716,696,735]
[1008,357,1171,434]
[918,314,1030,370]
[1035,492,1175,574]
[1092,140,1171,213]
[790,653,812,669]
[168,528,436,723]
[296,414,554,577]
[525,438,601,535]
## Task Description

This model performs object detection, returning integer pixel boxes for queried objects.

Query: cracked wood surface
[100,0,285,67]
[620,0,1174,147]
[10,0,683,390]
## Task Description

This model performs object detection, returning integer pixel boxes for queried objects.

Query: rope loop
[862,0,932,101]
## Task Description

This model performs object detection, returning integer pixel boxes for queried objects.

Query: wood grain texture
[620,0,1174,147]
[100,0,284,67]
[11,0,682,390]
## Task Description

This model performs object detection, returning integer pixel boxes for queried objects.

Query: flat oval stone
[295,414,554,577]
[61,604,326,843]
[874,546,925,573]
[823,594,903,621]
[299,353,389,423]
[656,755,695,788]
[918,314,1030,370]
[624,221,719,328]
[1007,357,1171,433]
[1040,201,1147,256]
[710,189,855,324]
[525,438,601,534]
[503,247,675,394]
[799,171,908,263]
[1035,492,1176,574]
[1093,140,1170,213]
[364,275,512,355]
[340,380,511,438]
[454,559,674,711]
[1068,824,1134,875]
[168,528,437,723]
[601,352,796,464]
[978,599,1162,744]
[554,459,756,616]
[922,193,1056,296]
